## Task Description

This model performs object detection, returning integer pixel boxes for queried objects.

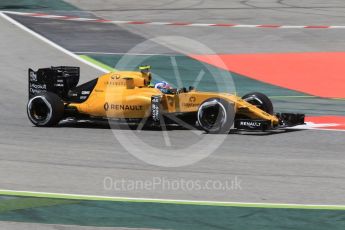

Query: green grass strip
[79,55,116,72]
[1,190,345,210]
[0,197,77,213]
[0,0,79,11]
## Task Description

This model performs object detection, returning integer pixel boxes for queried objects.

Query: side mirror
[123,78,135,89]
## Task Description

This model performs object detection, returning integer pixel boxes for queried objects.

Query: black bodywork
[28,66,97,103]
[234,113,305,131]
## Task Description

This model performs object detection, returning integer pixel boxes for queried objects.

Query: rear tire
[242,92,274,115]
[27,92,64,127]
[197,98,235,134]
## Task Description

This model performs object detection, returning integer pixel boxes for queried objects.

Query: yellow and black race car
[27,65,304,133]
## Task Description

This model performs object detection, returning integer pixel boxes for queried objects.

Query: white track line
[1,189,345,209]
[2,10,345,29]
[0,12,108,73]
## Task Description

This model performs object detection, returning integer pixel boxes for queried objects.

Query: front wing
[235,113,305,131]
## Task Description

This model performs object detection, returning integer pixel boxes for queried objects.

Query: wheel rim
[198,100,227,131]
[27,96,52,125]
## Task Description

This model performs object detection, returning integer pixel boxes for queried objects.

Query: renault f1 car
[27,66,304,133]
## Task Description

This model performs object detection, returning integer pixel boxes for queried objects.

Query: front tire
[197,98,235,134]
[27,92,64,127]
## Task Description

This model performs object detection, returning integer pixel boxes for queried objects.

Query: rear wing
[28,66,80,99]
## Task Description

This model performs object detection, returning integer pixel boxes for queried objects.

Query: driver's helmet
[154,81,171,91]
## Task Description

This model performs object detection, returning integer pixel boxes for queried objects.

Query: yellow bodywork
[68,71,279,125]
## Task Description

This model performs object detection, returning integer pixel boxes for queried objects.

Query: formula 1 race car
[27,65,305,133]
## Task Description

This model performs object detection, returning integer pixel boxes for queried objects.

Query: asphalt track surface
[0,1,345,228]
[0,222,151,230]
[66,0,345,53]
